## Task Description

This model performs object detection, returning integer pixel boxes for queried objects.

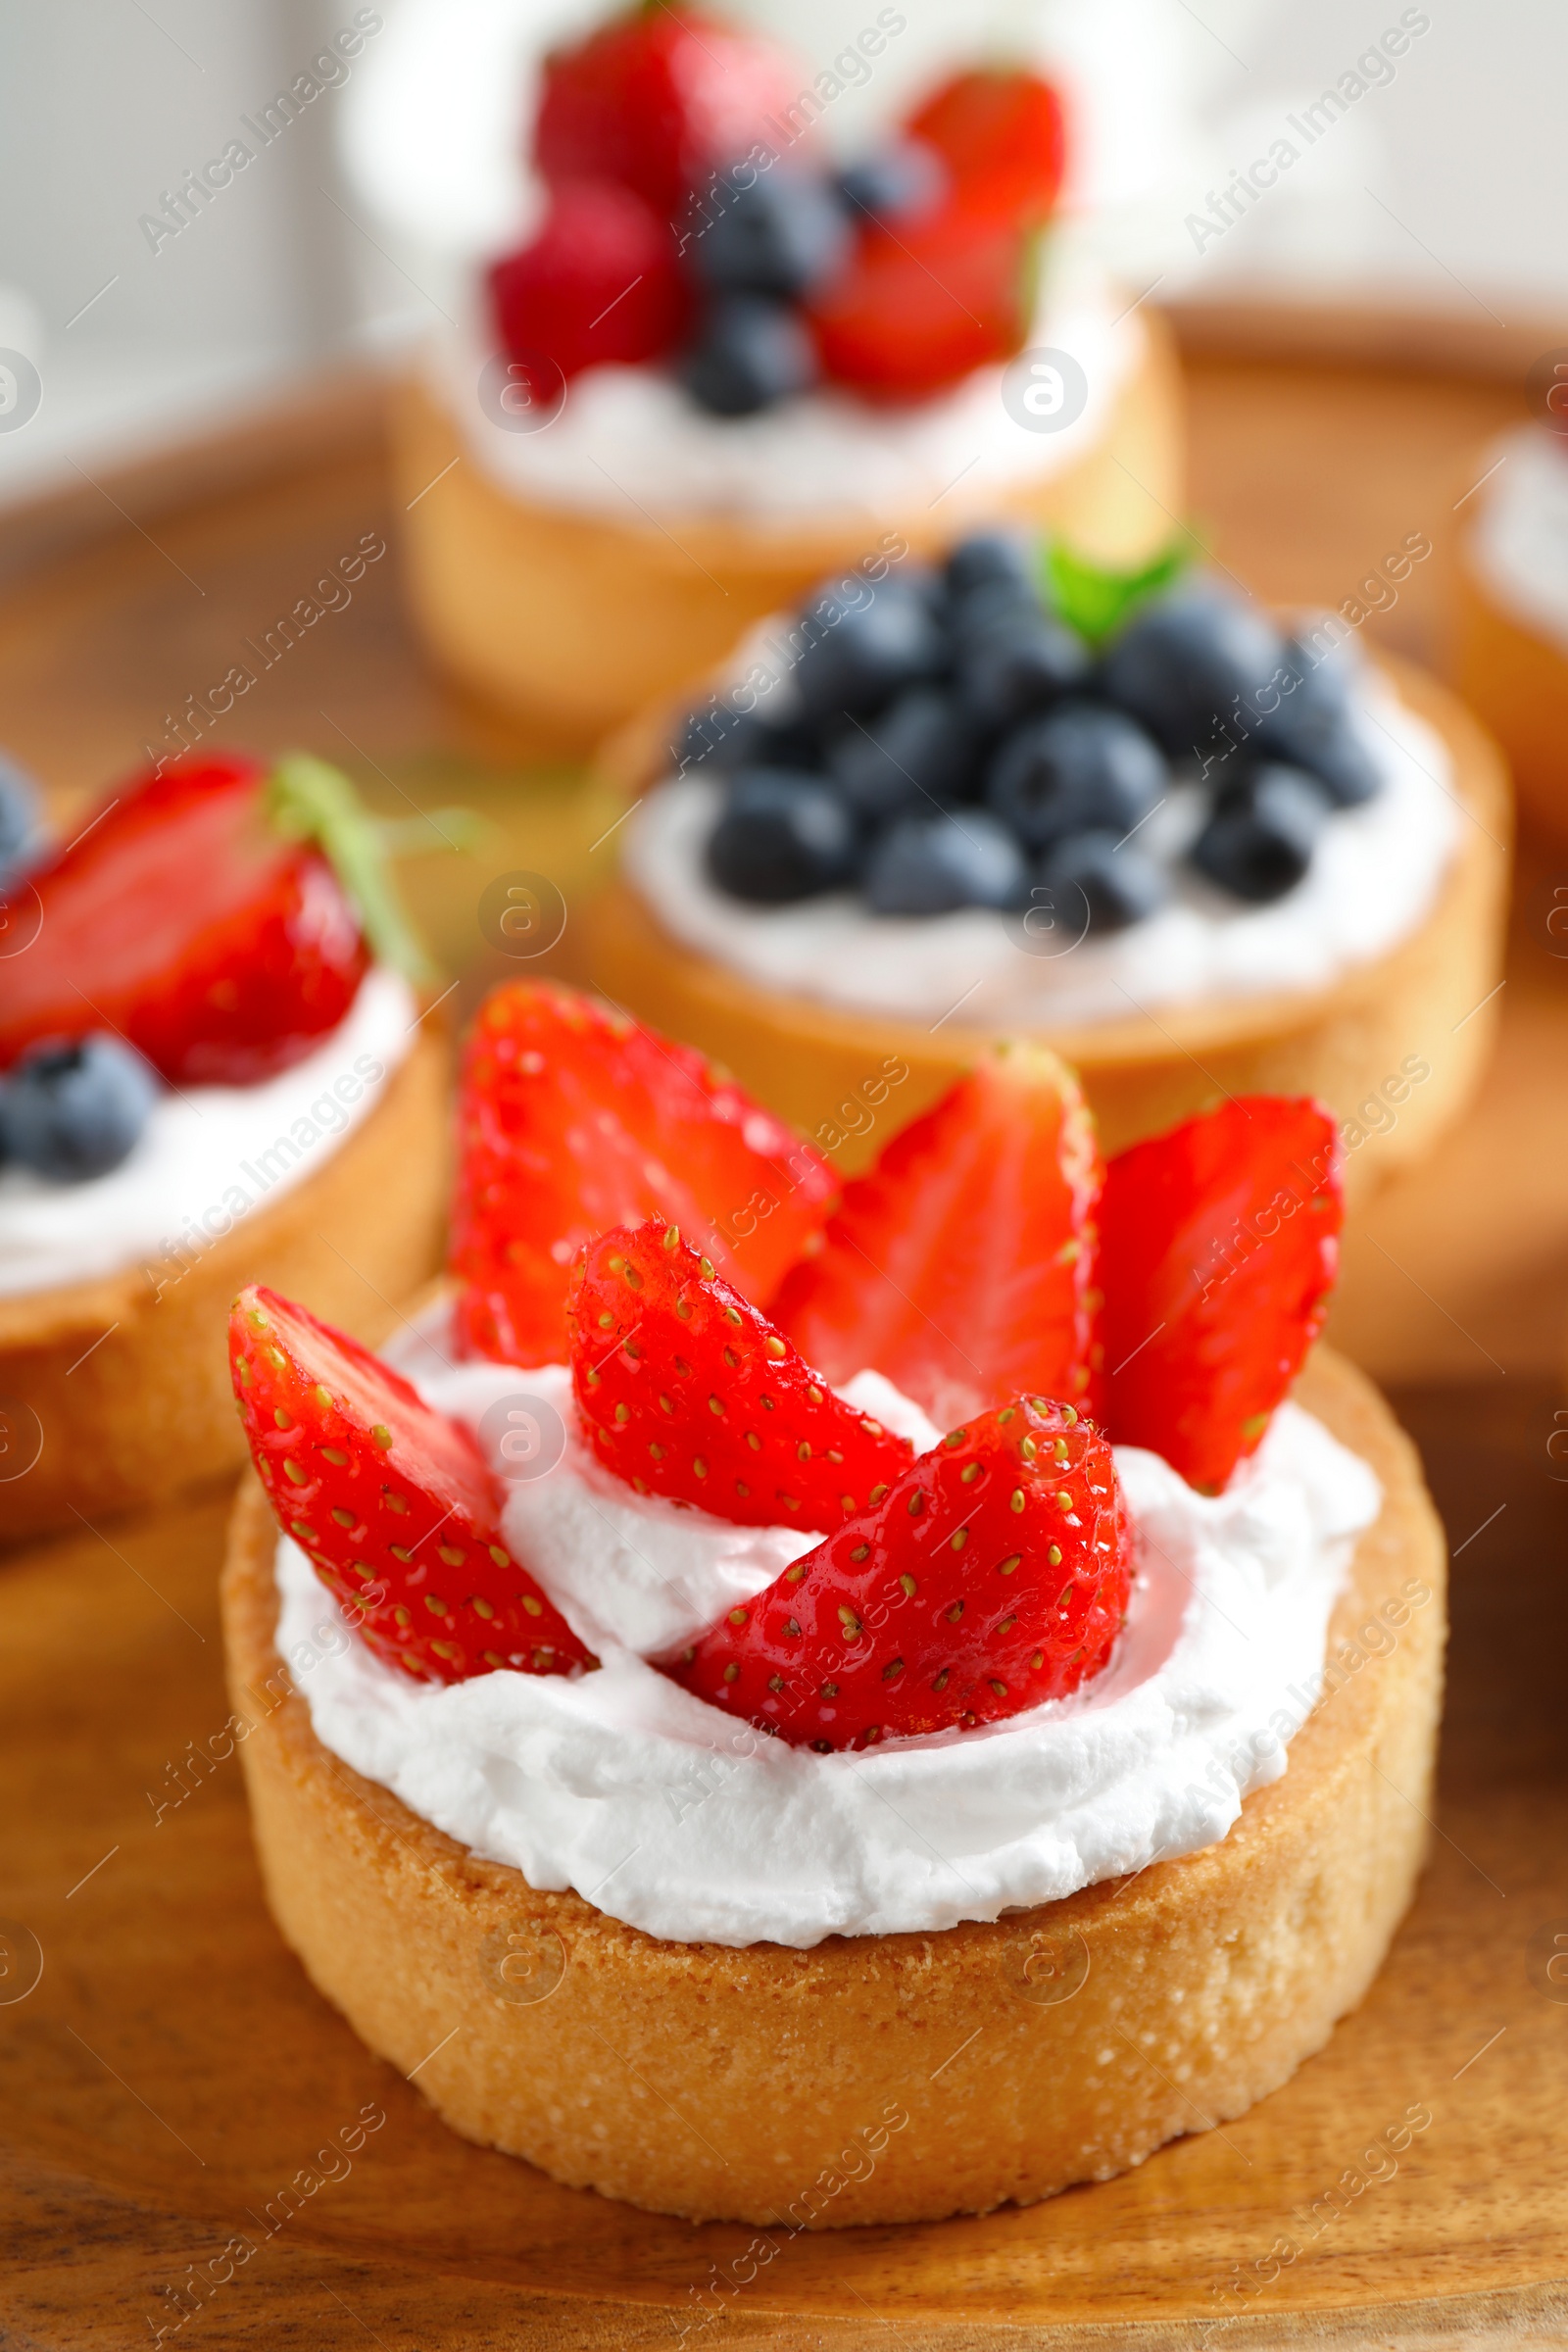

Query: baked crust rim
[221,1345,1447,2227]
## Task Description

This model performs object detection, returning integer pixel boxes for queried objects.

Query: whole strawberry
[534,6,805,220]
[570,1219,912,1531]
[905,69,1066,226]
[488,178,692,397]
[806,197,1039,402]
[230,1285,593,1686]
[665,1396,1130,1750]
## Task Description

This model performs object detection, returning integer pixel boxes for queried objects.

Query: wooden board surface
[3,322,1568,2344]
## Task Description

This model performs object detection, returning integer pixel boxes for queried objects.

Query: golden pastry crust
[584,657,1509,1184]
[0,1023,449,1544]
[390,315,1184,746]
[1454,556,1568,845]
[222,1346,1445,2229]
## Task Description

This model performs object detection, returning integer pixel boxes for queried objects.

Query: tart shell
[585,657,1510,1184]
[1453,553,1568,845]
[0,1022,449,1545]
[390,314,1184,748]
[221,1346,1445,2229]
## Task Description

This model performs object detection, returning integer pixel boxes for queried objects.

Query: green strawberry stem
[267,754,438,987]
[373,808,493,858]
[1039,533,1193,647]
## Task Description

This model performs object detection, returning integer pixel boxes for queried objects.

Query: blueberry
[0,754,44,883]
[681,297,817,416]
[674,704,817,775]
[949,576,1045,651]
[1253,694,1380,808]
[0,1035,159,1183]
[696,169,851,301]
[674,704,741,769]
[986,701,1166,851]
[1100,583,1289,759]
[1285,624,1363,711]
[944,530,1038,603]
[863,811,1028,915]
[903,561,950,618]
[837,140,947,226]
[707,768,858,903]
[1191,765,1326,903]
[1034,830,1168,934]
[825,689,980,822]
[957,616,1092,733]
[792,578,946,726]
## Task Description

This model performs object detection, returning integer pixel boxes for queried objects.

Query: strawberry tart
[1454,416,1568,845]
[0,751,448,1544]
[342,0,1183,742]
[589,535,1509,1184]
[222,980,1445,2225]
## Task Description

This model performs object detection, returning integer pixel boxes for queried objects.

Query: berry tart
[0,752,448,1544]
[342,0,1183,742]
[222,980,1445,2226]
[589,534,1509,1185]
[1454,419,1568,844]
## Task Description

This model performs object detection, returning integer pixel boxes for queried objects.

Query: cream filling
[0,968,417,1298]
[621,674,1459,1029]
[274,1345,1380,1949]
[427,250,1142,529]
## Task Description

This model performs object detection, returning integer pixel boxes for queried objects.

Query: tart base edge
[220,1343,1446,2229]
[389,314,1185,749]
[0,1021,450,1546]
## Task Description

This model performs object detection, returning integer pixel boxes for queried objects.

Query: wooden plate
[1,310,1566,2345]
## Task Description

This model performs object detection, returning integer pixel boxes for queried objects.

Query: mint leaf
[267,754,437,987]
[1040,535,1193,646]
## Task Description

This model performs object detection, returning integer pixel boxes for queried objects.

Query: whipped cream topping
[274,1340,1380,1948]
[428,259,1144,528]
[0,968,417,1300]
[1467,423,1568,655]
[622,671,1460,1029]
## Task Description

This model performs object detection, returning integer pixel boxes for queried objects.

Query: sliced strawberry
[663,1397,1130,1750]
[1098,1097,1344,1494]
[534,5,805,220]
[806,197,1037,402]
[488,178,692,398]
[450,982,837,1367]
[570,1219,912,1531]
[773,1045,1102,1430]
[905,69,1066,227]
[229,1285,592,1686]
[0,754,369,1087]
